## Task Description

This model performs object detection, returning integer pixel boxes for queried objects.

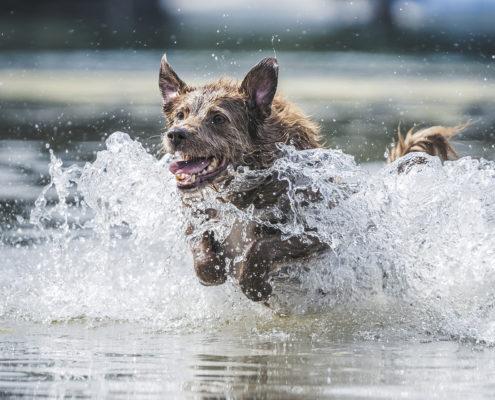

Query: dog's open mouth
[169,156,228,190]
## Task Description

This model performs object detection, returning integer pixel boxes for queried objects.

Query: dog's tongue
[169,158,210,175]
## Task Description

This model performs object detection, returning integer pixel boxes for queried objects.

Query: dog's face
[159,55,278,191]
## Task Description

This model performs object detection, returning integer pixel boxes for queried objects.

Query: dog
[159,54,460,303]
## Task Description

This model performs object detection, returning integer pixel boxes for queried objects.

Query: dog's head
[159,55,279,191]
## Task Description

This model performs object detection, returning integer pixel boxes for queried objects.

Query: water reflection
[2,324,494,399]
[1,309,495,400]
[186,338,495,399]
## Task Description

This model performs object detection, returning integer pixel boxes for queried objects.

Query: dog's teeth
[210,158,218,167]
[190,175,196,183]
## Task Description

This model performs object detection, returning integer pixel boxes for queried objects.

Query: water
[3,324,495,400]
[2,50,495,398]
[2,131,495,398]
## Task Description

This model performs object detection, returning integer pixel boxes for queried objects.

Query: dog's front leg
[238,235,328,302]
[192,231,227,286]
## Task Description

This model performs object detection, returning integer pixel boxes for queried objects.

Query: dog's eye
[176,111,185,120]
[212,114,226,125]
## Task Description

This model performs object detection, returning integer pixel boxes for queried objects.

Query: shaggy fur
[159,56,320,173]
[159,54,459,302]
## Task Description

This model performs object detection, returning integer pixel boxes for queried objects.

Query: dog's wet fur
[159,54,462,303]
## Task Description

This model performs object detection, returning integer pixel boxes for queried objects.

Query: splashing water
[1,132,495,341]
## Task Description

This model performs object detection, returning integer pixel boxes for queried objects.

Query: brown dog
[159,54,460,302]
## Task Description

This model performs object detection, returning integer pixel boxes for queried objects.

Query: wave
[1,132,494,342]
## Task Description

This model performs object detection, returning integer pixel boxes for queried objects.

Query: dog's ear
[240,57,279,120]
[159,54,188,108]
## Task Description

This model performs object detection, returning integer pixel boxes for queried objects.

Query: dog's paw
[240,277,272,302]
[193,231,227,286]
[194,258,227,286]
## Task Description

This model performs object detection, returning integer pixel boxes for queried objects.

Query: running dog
[159,55,460,302]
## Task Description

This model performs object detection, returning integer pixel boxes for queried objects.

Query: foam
[1,132,494,342]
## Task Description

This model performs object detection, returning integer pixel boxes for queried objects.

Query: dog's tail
[386,124,467,163]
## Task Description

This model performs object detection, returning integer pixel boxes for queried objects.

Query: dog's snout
[167,128,189,147]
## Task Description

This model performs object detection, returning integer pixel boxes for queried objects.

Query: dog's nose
[167,128,188,147]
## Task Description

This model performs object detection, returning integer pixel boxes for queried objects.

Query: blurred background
[1,0,495,243]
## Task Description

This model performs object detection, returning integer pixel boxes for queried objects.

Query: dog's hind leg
[387,124,468,163]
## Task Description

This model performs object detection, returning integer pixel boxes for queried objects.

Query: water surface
[1,50,495,399]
